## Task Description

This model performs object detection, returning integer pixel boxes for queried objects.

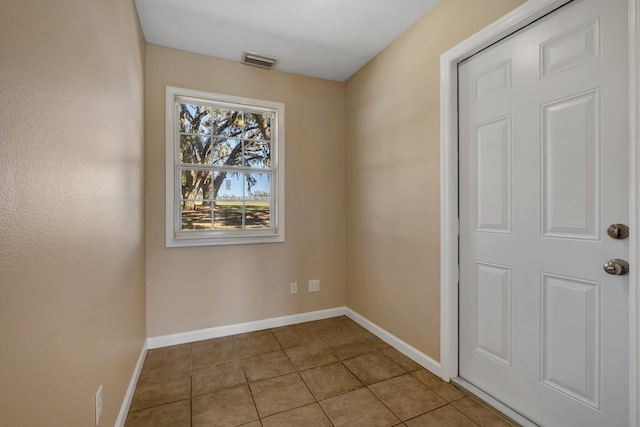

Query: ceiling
[134,0,441,82]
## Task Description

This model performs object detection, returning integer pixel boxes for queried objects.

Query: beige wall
[345,0,526,360]
[145,45,346,337]
[0,0,146,425]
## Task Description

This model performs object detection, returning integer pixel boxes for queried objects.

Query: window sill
[166,233,285,247]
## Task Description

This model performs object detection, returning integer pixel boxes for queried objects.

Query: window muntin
[166,87,284,246]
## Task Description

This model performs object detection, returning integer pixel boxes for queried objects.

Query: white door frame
[439,0,640,425]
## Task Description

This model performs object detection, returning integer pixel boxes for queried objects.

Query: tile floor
[125,316,518,427]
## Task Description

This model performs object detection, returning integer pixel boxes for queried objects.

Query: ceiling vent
[241,51,278,70]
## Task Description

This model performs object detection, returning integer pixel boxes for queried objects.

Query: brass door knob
[603,259,629,275]
[607,224,629,240]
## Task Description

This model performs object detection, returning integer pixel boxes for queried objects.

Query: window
[166,86,284,247]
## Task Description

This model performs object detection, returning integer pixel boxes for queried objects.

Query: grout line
[240,348,261,424]
[316,398,337,427]
[450,404,482,426]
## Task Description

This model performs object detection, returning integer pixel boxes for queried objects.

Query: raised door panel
[474,117,511,233]
[542,90,600,239]
[474,262,512,366]
[541,19,600,78]
[541,273,600,408]
[474,59,512,103]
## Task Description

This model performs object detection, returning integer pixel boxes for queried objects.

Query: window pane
[211,138,242,166]
[181,200,212,230]
[243,140,270,168]
[245,201,271,229]
[243,112,272,140]
[211,108,242,137]
[181,170,213,200]
[181,170,213,231]
[178,103,211,134]
[214,172,243,200]
[180,135,212,164]
[245,173,271,229]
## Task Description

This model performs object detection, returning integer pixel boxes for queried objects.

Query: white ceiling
[135,0,441,82]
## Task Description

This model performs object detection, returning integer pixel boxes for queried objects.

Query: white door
[458,0,629,426]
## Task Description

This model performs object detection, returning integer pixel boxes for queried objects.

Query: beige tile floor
[125,316,518,427]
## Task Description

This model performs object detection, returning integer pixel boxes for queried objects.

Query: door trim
[439,1,640,425]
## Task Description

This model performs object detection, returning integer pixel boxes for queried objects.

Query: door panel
[474,116,512,233]
[542,90,599,239]
[458,0,629,425]
[474,262,512,366]
[540,18,600,78]
[541,273,600,408]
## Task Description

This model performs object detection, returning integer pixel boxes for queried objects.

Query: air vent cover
[242,51,278,69]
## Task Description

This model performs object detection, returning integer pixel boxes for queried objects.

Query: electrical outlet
[290,281,298,294]
[308,279,320,292]
[95,385,103,425]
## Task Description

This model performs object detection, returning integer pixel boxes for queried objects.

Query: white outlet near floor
[95,385,103,425]
[308,279,320,292]
[290,281,298,294]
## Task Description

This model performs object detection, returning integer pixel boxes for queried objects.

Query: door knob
[603,259,629,275]
[607,224,629,240]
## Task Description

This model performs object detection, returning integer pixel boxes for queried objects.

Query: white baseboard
[115,340,148,427]
[147,307,347,349]
[345,308,443,378]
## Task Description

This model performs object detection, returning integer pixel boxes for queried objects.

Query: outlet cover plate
[309,279,320,292]
[290,282,298,294]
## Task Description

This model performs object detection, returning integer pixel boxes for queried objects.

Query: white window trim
[165,86,285,247]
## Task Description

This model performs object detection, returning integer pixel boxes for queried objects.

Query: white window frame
[165,86,285,247]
